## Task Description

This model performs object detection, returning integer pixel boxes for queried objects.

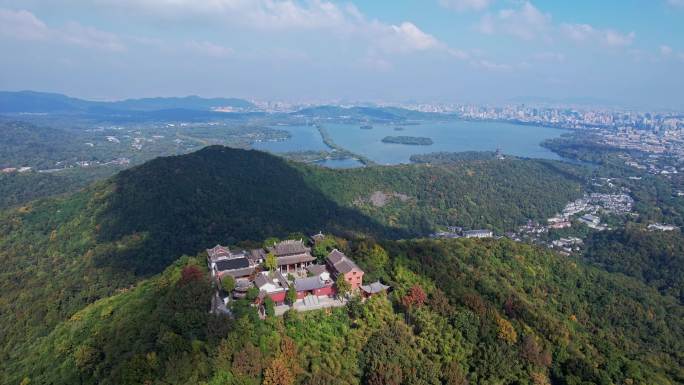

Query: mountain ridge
[0,90,256,113]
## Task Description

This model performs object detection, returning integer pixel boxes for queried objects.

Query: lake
[253,120,569,167]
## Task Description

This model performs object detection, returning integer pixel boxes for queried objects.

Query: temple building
[326,249,364,291]
[268,239,316,274]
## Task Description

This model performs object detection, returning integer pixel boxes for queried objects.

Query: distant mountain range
[0,91,446,122]
[0,90,256,114]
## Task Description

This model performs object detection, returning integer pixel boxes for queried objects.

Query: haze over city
[1,0,683,109]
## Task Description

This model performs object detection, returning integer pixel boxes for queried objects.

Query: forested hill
[1,145,682,384]
[584,225,684,302]
[95,146,398,274]
[76,145,585,274]
[299,155,585,234]
[0,147,583,357]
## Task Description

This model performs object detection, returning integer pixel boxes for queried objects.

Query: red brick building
[326,249,364,291]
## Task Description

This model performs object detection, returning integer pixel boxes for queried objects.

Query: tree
[279,336,302,377]
[312,236,338,262]
[232,343,263,377]
[263,297,275,318]
[286,286,297,305]
[427,289,453,316]
[443,361,469,385]
[179,265,204,285]
[74,345,99,373]
[263,356,294,385]
[263,237,280,249]
[401,284,427,309]
[346,295,363,319]
[264,252,277,272]
[521,335,551,368]
[496,316,517,344]
[335,274,351,298]
[221,275,236,293]
[246,287,260,302]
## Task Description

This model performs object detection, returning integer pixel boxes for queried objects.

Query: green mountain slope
[7,238,683,385]
[300,157,584,234]
[584,225,684,302]
[0,146,637,385]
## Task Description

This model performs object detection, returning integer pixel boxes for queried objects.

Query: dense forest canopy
[300,154,584,234]
[0,145,682,385]
[583,225,684,302]
[0,167,123,210]
[4,238,683,385]
[0,120,94,169]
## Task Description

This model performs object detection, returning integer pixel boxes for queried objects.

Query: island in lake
[381,135,434,145]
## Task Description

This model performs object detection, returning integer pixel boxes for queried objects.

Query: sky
[0,0,682,109]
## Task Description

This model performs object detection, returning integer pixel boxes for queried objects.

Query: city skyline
[0,0,683,109]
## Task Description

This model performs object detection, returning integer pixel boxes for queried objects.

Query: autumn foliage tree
[263,356,294,385]
[401,284,427,309]
[179,265,204,285]
[231,343,263,377]
[496,316,518,344]
[279,336,302,377]
[520,335,552,368]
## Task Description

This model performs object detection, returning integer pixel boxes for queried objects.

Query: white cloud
[667,0,684,7]
[61,22,126,52]
[560,23,634,47]
[104,0,463,59]
[439,0,492,12]
[357,54,392,71]
[89,0,357,30]
[660,45,673,56]
[448,48,470,60]
[603,29,635,47]
[0,8,49,40]
[559,23,593,41]
[472,59,512,71]
[1,1,467,68]
[477,2,551,40]
[0,8,125,51]
[533,51,565,62]
[382,22,440,53]
[186,40,233,57]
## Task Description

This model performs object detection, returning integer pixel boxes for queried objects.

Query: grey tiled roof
[248,248,266,262]
[215,257,250,271]
[326,249,362,274]
[361,281,390,294]
[294,276,330,291]
[306,264,328,276]
[222,266,255,278]
[270,239,310,257]
[255,272,290,289]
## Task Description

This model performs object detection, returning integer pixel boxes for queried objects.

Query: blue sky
[0,0,682,109]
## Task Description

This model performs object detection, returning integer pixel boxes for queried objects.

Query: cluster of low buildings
[207,238,389,314]
[597,127,684,159]
[647,223,679,232]
[509,192,638,253]
[1,166,32,173]
[620,153,682,176]
[551,237,584,255]
[430,226,494,239]
[544,193,635,232]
